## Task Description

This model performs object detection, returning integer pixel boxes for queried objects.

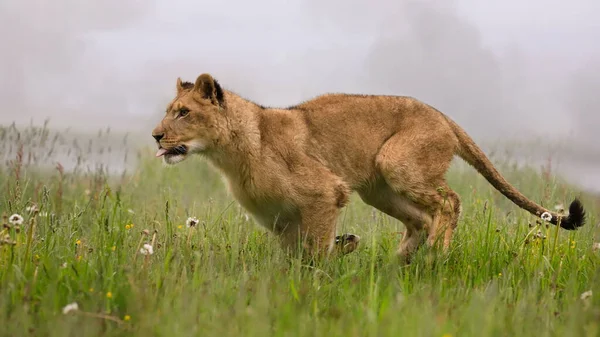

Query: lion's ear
[193,73,224,106]
[176,77,184,94]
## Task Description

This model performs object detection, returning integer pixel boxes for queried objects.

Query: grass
[0,125,599,337]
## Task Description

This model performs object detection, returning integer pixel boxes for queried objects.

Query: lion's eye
[178,108,190,118]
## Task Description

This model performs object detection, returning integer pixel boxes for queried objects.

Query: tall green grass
[0,125,598,337]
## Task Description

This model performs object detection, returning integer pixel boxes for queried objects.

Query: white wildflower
[139,243,154,255]
[593,242,600,252]
[84,189,91,196]
[62,302,79,314]
[186,217,199,228]
[8,214,24,225]
[127,209,135,214]
[25,205,39,213]
[540,212,552,222]
[60,262,68,269]
[580,290,593,300]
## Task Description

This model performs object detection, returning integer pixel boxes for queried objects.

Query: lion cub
[152,73,585,261]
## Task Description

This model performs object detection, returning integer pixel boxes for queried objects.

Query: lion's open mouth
[155,145,188,158]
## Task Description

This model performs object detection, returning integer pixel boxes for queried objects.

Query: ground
[0,124,599,337]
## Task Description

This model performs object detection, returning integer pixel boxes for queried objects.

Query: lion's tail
[446,117,585,230]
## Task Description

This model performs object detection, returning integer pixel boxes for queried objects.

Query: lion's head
[152,74,227,165]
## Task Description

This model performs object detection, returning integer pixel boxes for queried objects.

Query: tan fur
[152,73,585,261]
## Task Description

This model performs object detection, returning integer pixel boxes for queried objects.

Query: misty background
[1,0,598,191]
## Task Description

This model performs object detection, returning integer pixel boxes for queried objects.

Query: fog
[1,0,599,190]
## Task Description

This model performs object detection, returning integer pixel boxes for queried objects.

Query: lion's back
[289,94,424,186]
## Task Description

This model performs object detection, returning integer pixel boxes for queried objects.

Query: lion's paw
[335,233,361,255]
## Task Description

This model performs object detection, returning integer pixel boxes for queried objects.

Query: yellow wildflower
[106,292,113,299]
[124,315,131,321]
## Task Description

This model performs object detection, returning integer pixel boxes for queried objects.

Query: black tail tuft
[556,198,586,230]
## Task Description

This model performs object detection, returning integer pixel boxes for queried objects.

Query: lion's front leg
[300,202,340,257]
[277,168,358,259]
[281,197,360,259]
[279,203,339,260]
[281,226,361,258]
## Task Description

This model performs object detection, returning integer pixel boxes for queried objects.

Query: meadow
[0,124,598,337]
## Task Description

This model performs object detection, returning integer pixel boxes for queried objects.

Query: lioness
[152,73,586,261]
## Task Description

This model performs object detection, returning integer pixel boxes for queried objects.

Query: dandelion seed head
[140,243,154,255]
[62,302,79,315]
[540,212,552,222]
[9,214,23,225]
[26,205,39,213]
[186,217,199,228]
[580,290,592,300]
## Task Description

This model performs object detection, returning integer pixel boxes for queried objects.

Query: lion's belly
[231,184,300,234]
[251,209,299,234]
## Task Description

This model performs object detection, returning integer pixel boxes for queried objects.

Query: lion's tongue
[155,148,168,157]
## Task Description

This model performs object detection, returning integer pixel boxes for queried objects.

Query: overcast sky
[1,0,598,144]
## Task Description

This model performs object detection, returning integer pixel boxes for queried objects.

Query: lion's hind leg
[374,130,460,256]
[359,181,431,264]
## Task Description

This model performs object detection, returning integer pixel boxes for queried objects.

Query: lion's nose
[152,133,164,142]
